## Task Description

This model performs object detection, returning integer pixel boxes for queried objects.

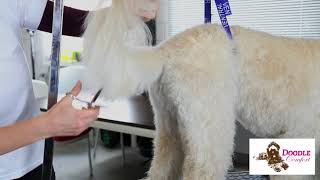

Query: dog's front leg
[145,129,183,180]
[143,88,184,180]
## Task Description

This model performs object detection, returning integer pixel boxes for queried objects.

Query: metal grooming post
[204,0,212,23]
[42,0,64,179]
[27,29,36,79]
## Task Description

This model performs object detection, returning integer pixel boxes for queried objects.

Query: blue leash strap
[204,0,212,24]
[214,0,233,39]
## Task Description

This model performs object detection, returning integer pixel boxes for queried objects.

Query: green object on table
[61,51,80,63]
[72,51,81,61]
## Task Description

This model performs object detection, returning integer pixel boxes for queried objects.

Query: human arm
[0,82,99,155]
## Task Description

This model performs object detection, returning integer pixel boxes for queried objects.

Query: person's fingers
[79,108,100,119]
[91,106,100,112]
[62,81,82,103]
[77,106,99,114]
[80,106,100,113]
[70,81,82,96]
[76,126,90,136]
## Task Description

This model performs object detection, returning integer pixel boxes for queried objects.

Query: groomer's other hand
[41,81,100,138]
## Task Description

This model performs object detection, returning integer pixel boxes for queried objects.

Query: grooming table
[91,95,155,138]
[40,95,268,179]
[39,95,156,138]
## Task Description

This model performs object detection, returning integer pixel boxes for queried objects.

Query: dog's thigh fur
[143,83,184,180]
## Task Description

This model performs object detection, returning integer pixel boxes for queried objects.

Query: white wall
[62,0,111,10]
[158,0,320,39]
[156,0,169,44]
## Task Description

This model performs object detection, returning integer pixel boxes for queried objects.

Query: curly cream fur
[83,1,320,179]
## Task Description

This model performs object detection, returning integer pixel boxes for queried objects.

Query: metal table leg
[93,128,100,158]
[88,132,94,177]
[120,133,126,167]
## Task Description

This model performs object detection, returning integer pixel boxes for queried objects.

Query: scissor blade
[90,89,103,105]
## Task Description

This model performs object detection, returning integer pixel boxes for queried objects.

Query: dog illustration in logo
[256,142,289,172]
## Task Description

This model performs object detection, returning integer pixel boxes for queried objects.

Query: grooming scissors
[66,89,103,109]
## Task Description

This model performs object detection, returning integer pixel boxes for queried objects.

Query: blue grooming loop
[204,0,212,23]
[205,0,233,39]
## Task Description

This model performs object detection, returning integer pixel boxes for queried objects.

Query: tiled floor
[53,137,253,180]
[53,138,149,180]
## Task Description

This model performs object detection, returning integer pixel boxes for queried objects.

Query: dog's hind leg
[181,104,236,179]
[143,84,184,180]
[181,109,236,180]
[176,84,237,180]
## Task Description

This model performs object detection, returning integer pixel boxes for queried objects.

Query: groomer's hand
[41,81,99,138]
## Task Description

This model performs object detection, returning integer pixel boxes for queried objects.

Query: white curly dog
[83,1,319,179]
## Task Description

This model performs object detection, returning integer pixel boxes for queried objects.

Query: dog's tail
[82,0,163,99]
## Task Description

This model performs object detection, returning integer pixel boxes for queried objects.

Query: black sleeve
[38,1,89,37]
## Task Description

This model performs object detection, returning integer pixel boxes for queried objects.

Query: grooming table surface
[40,95,156,138]
[91,95,156,138]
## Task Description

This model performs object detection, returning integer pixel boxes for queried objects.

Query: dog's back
[151,24,320,139]
[150,25,320,179]
[232,26,320,138]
